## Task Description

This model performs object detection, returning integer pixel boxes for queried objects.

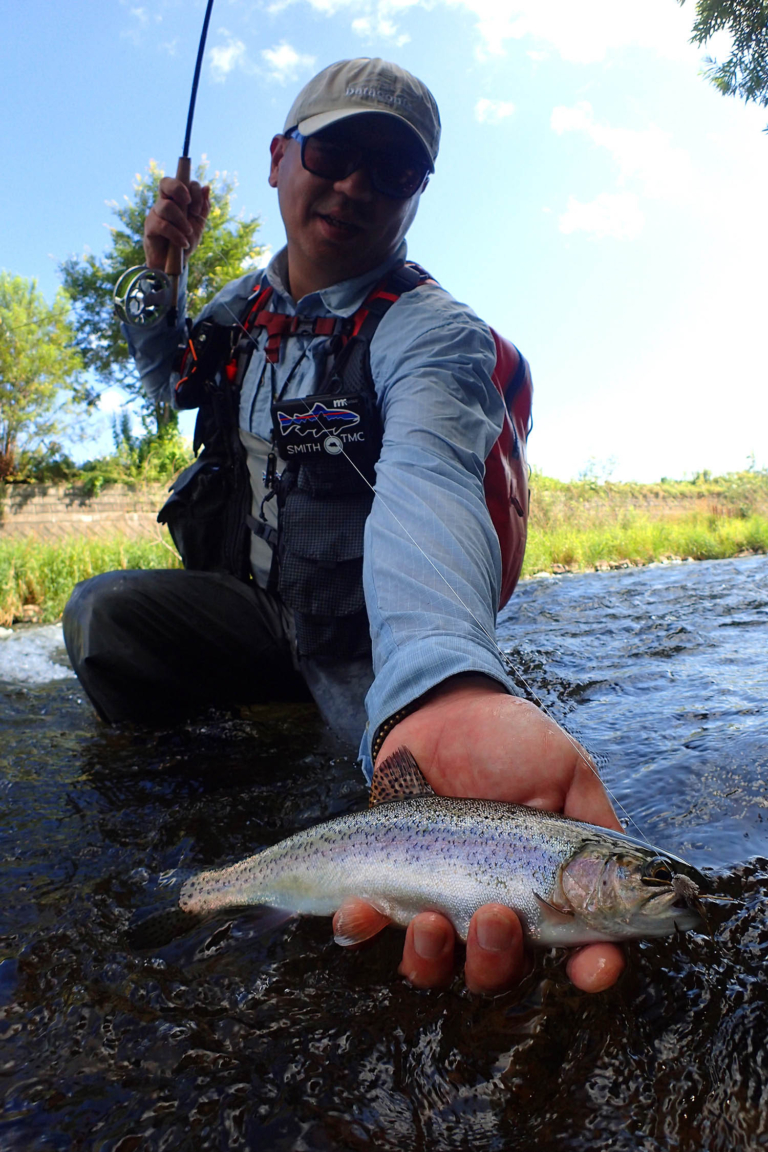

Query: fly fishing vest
[158,263,533,660]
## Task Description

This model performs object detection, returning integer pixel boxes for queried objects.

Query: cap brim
[292,107,435,172]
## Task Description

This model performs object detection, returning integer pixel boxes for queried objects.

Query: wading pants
[62,568,372,746]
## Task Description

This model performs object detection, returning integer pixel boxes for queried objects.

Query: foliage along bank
[521,467,768,576]
[1,465,767,625]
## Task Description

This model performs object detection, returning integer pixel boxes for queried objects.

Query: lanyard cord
[272,337,316,402]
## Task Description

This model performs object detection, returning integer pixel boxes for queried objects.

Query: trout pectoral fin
[333,898,392,947]
[534,893,576,924]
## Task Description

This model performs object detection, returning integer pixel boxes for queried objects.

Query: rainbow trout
[177,749,709,946]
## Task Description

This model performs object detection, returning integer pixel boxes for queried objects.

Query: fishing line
[327,435,649,842]
[219,296,649,843]
[0,308,74,332]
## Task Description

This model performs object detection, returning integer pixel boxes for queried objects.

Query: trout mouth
[640,862,726,931]
[560,846,717,937]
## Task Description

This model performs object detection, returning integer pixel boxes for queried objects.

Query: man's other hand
[143,177,210,269]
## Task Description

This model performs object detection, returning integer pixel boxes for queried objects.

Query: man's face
[269,113,429,298]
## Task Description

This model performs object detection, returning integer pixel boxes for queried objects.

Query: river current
[1,555,767,1150]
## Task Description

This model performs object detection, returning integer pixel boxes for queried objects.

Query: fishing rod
[113,0,216,329]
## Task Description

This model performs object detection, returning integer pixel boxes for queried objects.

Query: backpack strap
[350,262,434,340]
[242,284,355,363]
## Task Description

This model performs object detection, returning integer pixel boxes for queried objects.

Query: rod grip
[164,156,192,280]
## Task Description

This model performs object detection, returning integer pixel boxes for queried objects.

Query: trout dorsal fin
[369,747,436,807]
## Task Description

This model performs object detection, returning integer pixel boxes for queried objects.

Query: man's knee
[65,569,129,624]
[63,569,158,664]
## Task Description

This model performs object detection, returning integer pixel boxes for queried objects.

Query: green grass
[1,469,767,624]
[0,535,181,627]
[522,469,768,576]
[522,512,768,577]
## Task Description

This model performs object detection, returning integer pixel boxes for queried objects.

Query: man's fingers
[150,198,194,247]
[158,176,192,208]
[398,912,455,988]
[563,746,623,833]
[144,180,211,267]
[464,904,527,994]
[339,901,622,995]
[187,181,211,223]
[565,942,625,992]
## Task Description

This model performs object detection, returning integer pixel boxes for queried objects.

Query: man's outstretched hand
[333,675,625,995]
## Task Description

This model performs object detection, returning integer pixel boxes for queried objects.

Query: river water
[1,556,767,1150]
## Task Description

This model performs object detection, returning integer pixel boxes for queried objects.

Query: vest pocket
[157,453,251,581]
[277,488,370,617]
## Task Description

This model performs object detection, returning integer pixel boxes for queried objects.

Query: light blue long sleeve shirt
[126,242,517,777]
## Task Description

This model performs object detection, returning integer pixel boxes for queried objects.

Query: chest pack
[158,263,532,658]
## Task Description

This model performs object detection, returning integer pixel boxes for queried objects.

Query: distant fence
[0,484,170,541]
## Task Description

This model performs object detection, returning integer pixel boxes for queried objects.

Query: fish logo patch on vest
[276,401,361,438]
[272,392,376,465]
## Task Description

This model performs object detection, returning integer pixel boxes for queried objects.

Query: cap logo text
[345,84,413,111]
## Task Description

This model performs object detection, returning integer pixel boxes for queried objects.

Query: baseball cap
[283,58,441,171]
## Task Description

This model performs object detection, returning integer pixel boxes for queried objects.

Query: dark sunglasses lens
[300,133,428,199]
[370,155,428,199]
[302,137,358,181]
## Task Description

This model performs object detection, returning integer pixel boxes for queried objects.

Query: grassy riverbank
[1,470,766,625]
[0,535,181,627]
[522,469,768,576]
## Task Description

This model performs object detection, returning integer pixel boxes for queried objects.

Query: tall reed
[0,535,181,627]
[522,469,768,576]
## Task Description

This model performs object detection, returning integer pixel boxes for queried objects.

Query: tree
[0,273,86,480]
[680,0,768,125]
[59,160,266,430]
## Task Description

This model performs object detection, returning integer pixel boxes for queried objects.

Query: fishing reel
[114,0,213,329]
[113,266,174,328]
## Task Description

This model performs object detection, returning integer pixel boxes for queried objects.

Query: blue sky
[2,0,766,481]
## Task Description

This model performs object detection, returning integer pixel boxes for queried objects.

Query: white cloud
[99,390,128,415]
[445,0,696,62]
[267,0,417,43]
[551,101,693,201]
[261,41,317,84]
[255,246,273,270]
[210,36,248,81]
[254,0,699,65]
[119,2,161,45]
[351,13,410,44]
[558,192,644,240]
[475,98,515,124]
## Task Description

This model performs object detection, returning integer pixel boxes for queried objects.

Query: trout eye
[641,858,674,887]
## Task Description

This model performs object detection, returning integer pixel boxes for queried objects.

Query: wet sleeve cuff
[357,635,519,783]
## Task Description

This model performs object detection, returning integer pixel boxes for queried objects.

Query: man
[64,58,624,995]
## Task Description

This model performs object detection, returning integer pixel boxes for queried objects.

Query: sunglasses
[286,129,430,200]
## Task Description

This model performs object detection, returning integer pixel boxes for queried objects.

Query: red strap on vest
[486,332,532,606]
[350,276,431,339]
[242,283,347,363]
[249,311,341,362]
